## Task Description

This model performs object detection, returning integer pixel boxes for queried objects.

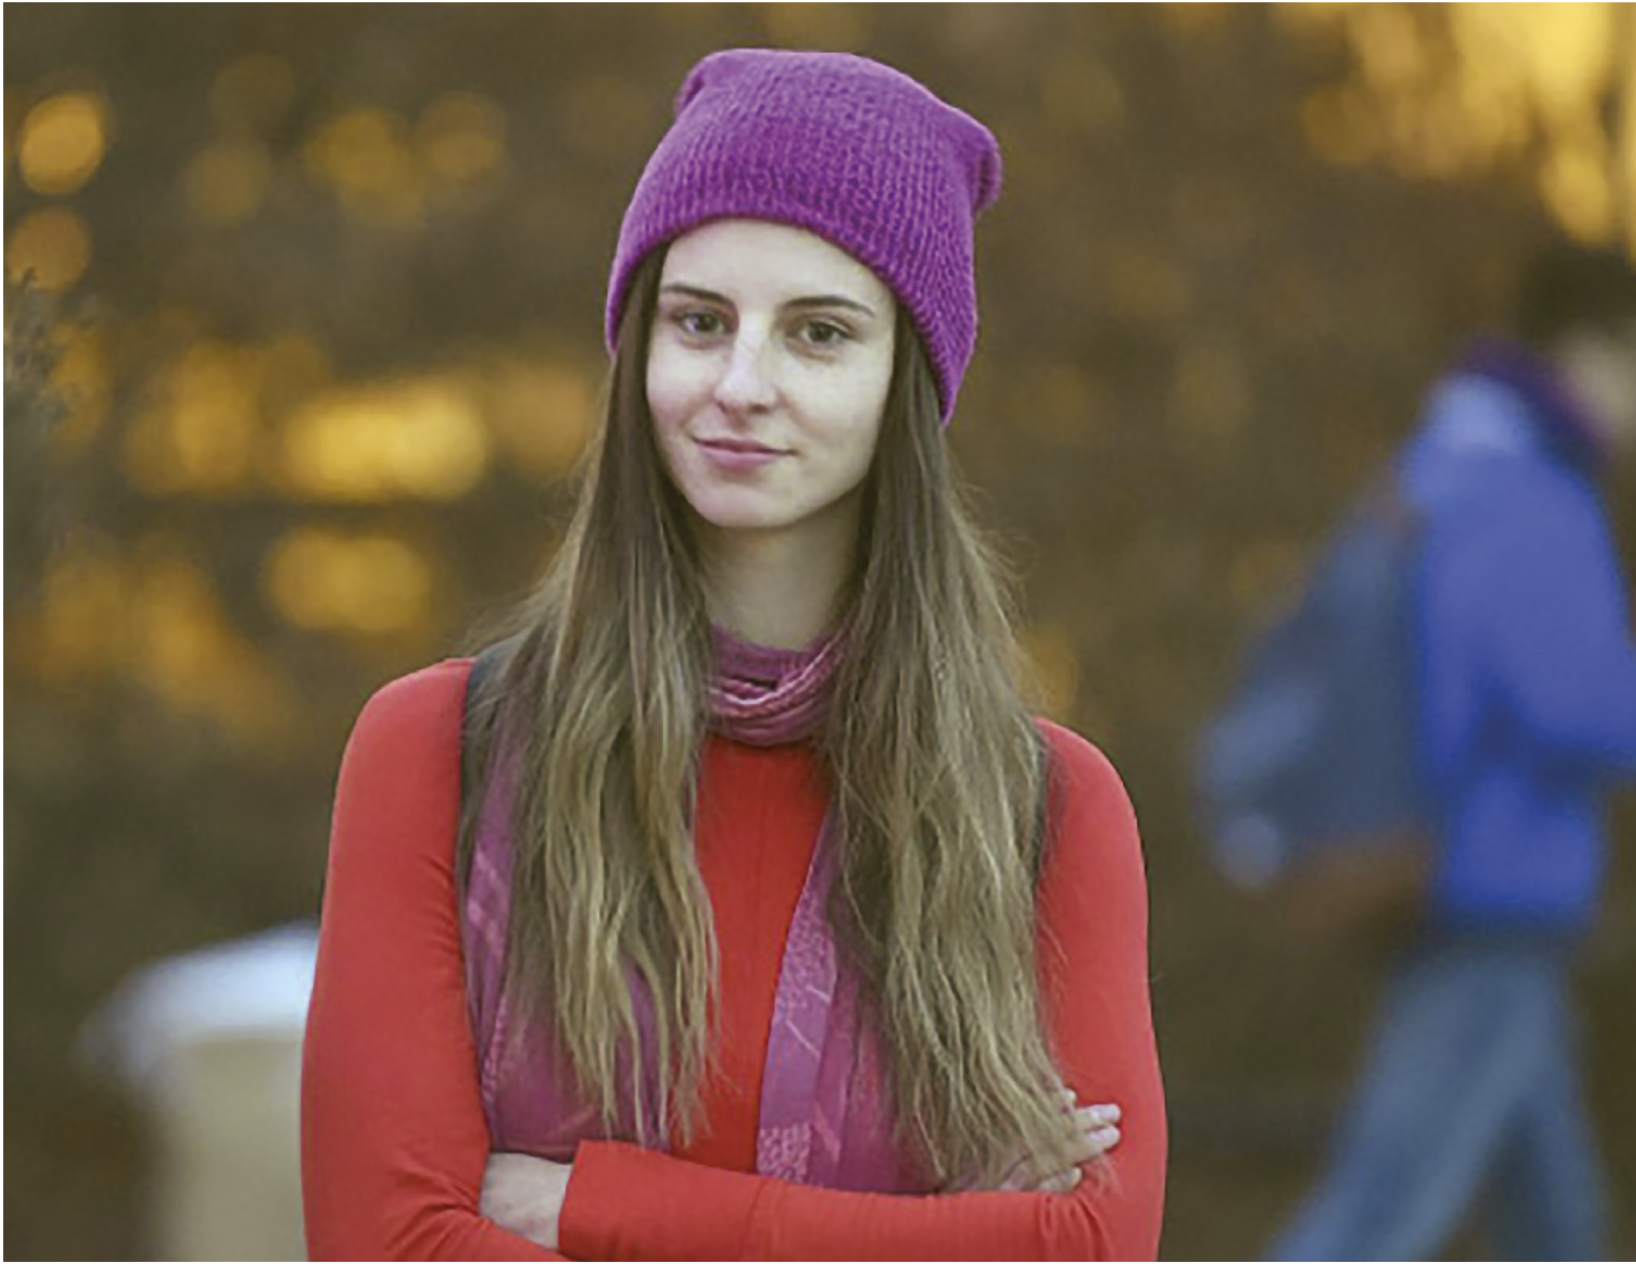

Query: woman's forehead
[661,219,894,312]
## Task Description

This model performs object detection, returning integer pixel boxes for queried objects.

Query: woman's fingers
[1075,1102,1122,1159]
[1023,1103,1121,1193]
[1078,1102,1121,1127]
[952,1097,1125,1193]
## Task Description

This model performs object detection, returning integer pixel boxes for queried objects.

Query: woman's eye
[800,320,850,348]
[676,310,726,337]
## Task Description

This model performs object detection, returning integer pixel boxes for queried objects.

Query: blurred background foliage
[5,4,1635,1258]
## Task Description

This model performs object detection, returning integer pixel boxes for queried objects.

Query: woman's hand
[949,1087,1123,1195]
[480,1152,573,1250]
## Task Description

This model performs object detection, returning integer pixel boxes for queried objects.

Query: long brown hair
[463,248,1082,1184]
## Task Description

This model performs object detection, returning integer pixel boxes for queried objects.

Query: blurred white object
[81,922,318,1262]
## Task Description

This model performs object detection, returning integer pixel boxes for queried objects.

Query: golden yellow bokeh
[1446,60,1528,158]
[1286,2,1634,250]
[18,91,109,195]
[1508,3,1613,124]
[23,532,294,743]
[32,532,129,681]
[417,92,508,188]
[1349,5,1423,98]
[1540,129,1617,244]
[125,341,264,495]
[185,138,273,226]
[279,377,490,501]
[304,107,425,227]
[6,208,93,290]
[129,547,295,742]
[1626,51,1636,258]
[263,529,434,635]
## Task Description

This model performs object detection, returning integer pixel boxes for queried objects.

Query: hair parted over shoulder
[461,247,1087,1186]
[1517,240,1636,350]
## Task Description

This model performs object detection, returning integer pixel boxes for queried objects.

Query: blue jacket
[1400,346,1636,937]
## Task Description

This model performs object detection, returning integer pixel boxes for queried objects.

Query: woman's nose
[714,332,778,414]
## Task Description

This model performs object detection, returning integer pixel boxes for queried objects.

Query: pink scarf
[460,629,925,1191]
[707,625,842,747]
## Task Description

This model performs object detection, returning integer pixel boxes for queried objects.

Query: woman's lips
[695,436,787,471]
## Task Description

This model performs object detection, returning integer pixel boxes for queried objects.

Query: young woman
[302,49,1166,1260]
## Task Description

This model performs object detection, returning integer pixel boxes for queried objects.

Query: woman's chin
[684,494,799,536]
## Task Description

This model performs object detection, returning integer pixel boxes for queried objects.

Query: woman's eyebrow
[658,283,878,320]
[659,283,731,304]
[784,294,879,319]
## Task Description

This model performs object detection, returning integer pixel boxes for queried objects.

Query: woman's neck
[699,515,855,650]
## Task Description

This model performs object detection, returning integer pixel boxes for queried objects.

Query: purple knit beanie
[605,49,1003,422]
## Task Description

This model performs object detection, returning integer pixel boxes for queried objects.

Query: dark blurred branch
[4,274,67,606]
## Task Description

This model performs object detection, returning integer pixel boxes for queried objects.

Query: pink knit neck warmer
[707,624,841,747]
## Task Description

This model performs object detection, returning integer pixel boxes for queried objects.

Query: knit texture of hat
[606,49,1003,422]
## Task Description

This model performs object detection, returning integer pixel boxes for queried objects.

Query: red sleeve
[301,661,563,1261]
[557,723,1168,1261]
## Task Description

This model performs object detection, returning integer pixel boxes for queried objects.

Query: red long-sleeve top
[302,659,1166,1260]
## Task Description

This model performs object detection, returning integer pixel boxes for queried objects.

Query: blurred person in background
[302,50,1166,1260]
[1270,242,1636,1261]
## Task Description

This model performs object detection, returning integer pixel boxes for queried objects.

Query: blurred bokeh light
[263,528,434,636]
[7,206,92,289]
[1283,3,1635,247]
[278,377,489,501]
[18,89,109,195]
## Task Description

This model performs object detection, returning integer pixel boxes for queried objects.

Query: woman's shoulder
[1035,719,1133,809]
[326,661,479,883]
[341,658,476,770]
[1033,718,1143,869]
[354,657,473,720]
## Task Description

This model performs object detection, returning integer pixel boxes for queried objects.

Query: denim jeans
[1268,939,1607,1261]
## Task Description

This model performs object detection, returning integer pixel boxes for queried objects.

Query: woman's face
[647,219,897,552]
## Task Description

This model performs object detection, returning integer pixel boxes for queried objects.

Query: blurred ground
[6,5,1635,1258]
